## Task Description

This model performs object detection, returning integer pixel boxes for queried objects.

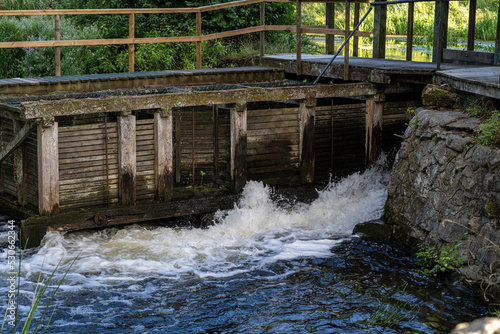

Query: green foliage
[0,0,53,10]
[416,235,467,277]
[477,111,500,147]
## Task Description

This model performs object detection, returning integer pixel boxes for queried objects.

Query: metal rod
[313,5,373,85]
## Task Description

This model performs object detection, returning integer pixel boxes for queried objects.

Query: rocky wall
[385,107,500,301]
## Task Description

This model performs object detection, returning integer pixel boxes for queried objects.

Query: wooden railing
[0,0,370,77]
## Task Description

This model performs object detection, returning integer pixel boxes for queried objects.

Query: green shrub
[416,235,467,277]
[477,111,500,147]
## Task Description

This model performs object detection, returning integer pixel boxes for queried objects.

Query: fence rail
[0,0,370,76]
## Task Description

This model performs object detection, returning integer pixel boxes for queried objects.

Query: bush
[477,111,500,147]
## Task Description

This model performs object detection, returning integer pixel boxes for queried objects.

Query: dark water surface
[0,159,487,333]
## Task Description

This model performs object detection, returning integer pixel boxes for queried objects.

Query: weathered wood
[406,2,414,61]
[299,98,315,184]
[196,12,202,69]
[495,2,500,66]
[0,120,37,164]
[373,4,387,59]
[365,94,384,164]
[433,0,449,67]
[230,102,247,192]
[118,115,136,205]
[326,3,335,54]
[260,2,265,58]
[296,0,302,76]
[467,0,476,51]
[21,83,378,119]
[154,110,173,201]
[442,49,494,65]
[37,122,59,215]
[353,3,360,57]
[129,13,135,73]
[344,0,351,80]
[55,15,61,77]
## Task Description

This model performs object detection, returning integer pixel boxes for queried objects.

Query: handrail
[0,0,371,75]
[313,5,374,84]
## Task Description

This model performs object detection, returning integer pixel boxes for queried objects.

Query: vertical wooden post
[296,0,302,76]
[344,0,351,80]
[467,0,476,51]
[154,110,173,201]
[213,105,219,180]
[260,2,265,58]
[196,11,202,69]
[175,112,181,184]
[495,2,500,66]
[55,15,61,77]
[299,98,316,184]
[433,0,449,68]
[353,3,360,57]
[230,102,247,192]
[129,13,135,73]
[37,121,59,215]
[326,3,335,55]
[373,4,387,59]
[13,121,27,206]
[365,94,384,165]
[406,2,414,61]
[118,114,136,205]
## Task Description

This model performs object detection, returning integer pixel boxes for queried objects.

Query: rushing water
[0,158,487,333]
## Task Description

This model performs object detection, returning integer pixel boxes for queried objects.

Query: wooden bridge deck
[435,67,500,100]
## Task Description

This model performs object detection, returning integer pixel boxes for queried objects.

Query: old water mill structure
[0,0,499,247]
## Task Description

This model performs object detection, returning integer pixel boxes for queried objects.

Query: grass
[465,102,500,148]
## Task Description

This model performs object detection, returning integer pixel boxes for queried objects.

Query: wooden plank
[196,11,202,69]
[353,3,360,57]
[326,2,335,55]
[55,15,61,77]
[442,49,494,65]
[467,0,476,51]
[0,120,37,164]
[496,1,500,65]
[230,103,247,192]
[37,122,59,215]
[129,13,135,73]
[365,95,383,164]
[260,2,265,57]
[344,0,350,80]
[373,4,387,59]
[296,0,302,76]
[407,2,414,61]
[59,122,117,132]
[118,115,136,205]
[299,99,315,183]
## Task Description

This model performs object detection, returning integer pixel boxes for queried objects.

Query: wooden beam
[196,11,202,69]
[344,0,351,80]
[129,13,135,73]
[365,94,384,165]
[326,3,335,54]
[260,2,265,58]
[118,114,136,205]
[55,15,61,77]
[0,120,37,164]
[467,0,476,51]
[495,0,500,66]
[175,113,181,184]
[37,121,59,215]
[13,121,27,206]
[230,102,247,192]
[406,2,414,61]
[299,98,316,183]
[372,4,387,59]
[154,110,173,201]
[296,0,302,76]
[433,0,449,67]
[353,3,360,57]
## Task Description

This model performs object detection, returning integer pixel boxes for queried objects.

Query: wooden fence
[0,0,370,76]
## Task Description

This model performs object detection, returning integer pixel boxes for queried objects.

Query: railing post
[467,0,476,51]
[406,2,414,61]
[55,15,61,77]
[296,0,302,76]
[353,3,360,57]
[495,1,500,66]
[326,3,335,54]
[344,0,351,80]
[154,109,173,201]
[129,13,135,73]
[260,2,265,58]
[196,11,202,69]
[433,0,449,68]
[373,4,387,59]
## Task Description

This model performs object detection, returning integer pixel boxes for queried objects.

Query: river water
[0,158,487,333]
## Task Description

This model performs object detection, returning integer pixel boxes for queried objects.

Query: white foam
[6,156,389,286]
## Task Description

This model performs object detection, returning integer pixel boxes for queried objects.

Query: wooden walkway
[435,67,500,100]
[261,54,487,84]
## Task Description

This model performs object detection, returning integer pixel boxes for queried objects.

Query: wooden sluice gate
[0,66,417,246]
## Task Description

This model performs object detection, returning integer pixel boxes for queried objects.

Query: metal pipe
[313,5,373,85]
